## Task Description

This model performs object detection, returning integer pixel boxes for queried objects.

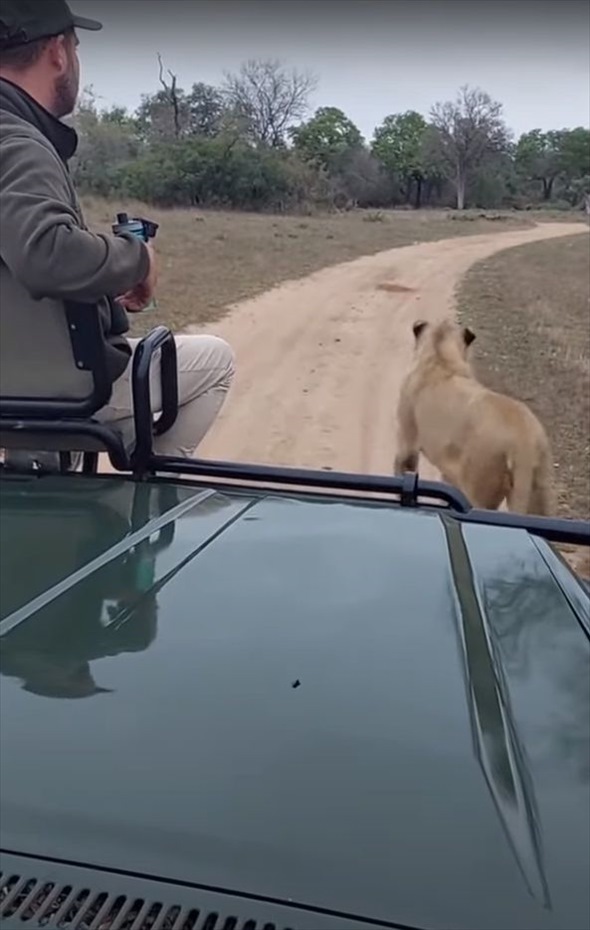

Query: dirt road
[187,222,586,477]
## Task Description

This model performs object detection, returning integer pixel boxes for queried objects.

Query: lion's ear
[463,326,476,347]
[412,320,428,341]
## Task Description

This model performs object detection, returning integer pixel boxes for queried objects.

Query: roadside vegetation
[74,60,590,214]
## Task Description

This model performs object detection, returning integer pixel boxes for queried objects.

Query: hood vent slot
[0,872,291,930]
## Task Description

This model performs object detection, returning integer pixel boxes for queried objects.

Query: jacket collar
[0,77,77,161]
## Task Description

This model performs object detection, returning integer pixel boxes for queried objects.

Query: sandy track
[187,222,586,477]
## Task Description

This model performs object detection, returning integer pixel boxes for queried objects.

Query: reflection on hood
[0,483,177,699]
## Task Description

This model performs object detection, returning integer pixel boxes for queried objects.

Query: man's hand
[117,243,158,313]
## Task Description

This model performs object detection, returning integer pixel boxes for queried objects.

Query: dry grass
[457,232,590,572]
[84,197,551,335]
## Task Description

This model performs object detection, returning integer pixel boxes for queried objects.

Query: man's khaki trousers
[97,334,235,458]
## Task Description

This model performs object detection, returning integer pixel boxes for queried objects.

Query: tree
[290,108,394,209]
[430,86,510,209]
[121,137,322,211]
[290,106,363,169]
[514,129,563,201]
[137,89,190,144]
[137,54,229,144]
[71,89,140,196]
[330,146,394,208]
[223,58,317,147]
[155,54,183,139]
[186,82,226,137]
[372,110,433,207]
[558,127,590,187]
[515,127,590,203]
[469,151,519,209]
[101,105,132,127]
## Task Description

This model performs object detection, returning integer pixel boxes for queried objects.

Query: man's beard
[52,69,78,119]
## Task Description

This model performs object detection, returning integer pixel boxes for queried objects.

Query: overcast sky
[73,0,589,139]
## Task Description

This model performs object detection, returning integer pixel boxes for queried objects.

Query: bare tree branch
[223,59,317,147]
[157,52,181,139]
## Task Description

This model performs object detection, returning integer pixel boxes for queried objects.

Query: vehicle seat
[0,293,178,475]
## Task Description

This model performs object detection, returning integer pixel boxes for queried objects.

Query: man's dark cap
[0,0,102,50]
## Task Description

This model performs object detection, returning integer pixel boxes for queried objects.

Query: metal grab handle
[131,326,179,471]
[146,455,590,548]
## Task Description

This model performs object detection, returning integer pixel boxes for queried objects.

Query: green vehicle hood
[0,475,588,930]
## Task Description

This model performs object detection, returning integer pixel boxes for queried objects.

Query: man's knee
[176,335,234,378]
[210,336,235,381]
[173,335,235,404]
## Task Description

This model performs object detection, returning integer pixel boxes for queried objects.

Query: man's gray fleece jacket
[0,78,149,384]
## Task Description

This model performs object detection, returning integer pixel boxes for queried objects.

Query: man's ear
[463,326,476,347]
[412,320,428,341]
[47,34,68,73]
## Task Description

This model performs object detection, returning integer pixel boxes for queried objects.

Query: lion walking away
[393,318,554,515]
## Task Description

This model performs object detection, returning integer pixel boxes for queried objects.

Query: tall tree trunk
[414,176,423,209]
[542,176,554,201]
[456,165,467,210]
[456,168,466,210]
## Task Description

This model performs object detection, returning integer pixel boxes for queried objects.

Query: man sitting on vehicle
[0,0,235,461]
